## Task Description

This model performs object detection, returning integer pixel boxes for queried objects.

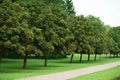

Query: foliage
[0,0,119,68]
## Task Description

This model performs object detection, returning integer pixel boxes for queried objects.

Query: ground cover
[69,65,120,80]
[0,54,120,80]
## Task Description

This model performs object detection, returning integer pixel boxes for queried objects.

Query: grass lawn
[69,65,120,80]
[0,54,120,80]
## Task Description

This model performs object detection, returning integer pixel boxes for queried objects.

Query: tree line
[0,0,120,69]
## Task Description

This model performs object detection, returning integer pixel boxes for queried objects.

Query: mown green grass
[69,65,120,80]
[0,54,120,80]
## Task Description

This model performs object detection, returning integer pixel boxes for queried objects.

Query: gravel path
[18,61,120,80]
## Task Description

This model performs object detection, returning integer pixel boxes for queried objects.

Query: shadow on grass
[0,56,119,74]
[55,59,103,64]
[0,62,63,73]
[0,69,23,73]
[104,56,120,59]
[2,59,22,63]
[27,64,63,70]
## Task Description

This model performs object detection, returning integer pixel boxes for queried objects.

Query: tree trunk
[0,53,2,63]
[54,53,57,59]
[70,54,74,63]
[116,53,118,57]
[113,53,115,57]
[0,53,2,68]
[88,54,90,61]
[23,54,28,69]
[44,55,48,66]
[79,53,82,62]
[94,54,97,61]
[99,54,102,60]
[51,53,53,59]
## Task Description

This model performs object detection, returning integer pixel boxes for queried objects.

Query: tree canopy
[0,0,120,68]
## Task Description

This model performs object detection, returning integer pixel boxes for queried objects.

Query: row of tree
[0,0,120,69]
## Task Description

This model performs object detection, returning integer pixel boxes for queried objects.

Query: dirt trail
[18,61,120,80]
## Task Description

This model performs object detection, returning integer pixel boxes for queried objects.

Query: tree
[44,0,75,15]
[64,0,76,15]
[0,1,43,68]
[84,15,106,61]
[108,26,120,57]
